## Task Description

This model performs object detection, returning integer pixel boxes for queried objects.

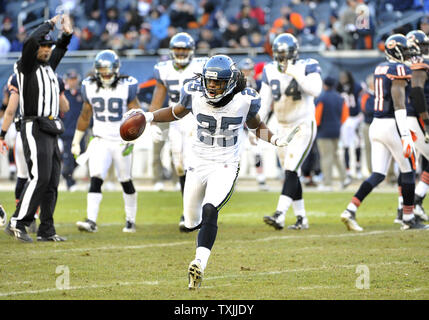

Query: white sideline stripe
[1,229,402,256]
[0,281,159,297]
[0,261,424,297]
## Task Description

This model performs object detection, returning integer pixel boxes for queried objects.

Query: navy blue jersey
[410,56,429,104]
[373,61,411,118]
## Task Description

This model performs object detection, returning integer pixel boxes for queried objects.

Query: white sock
[347,203,358,213]
[195,246,211,271]
[123,192,137,223]
[87,192,102,223]
[415,182,429,198]
[398,196,403,209]
[276,195,293,214]
[292,199,306,217]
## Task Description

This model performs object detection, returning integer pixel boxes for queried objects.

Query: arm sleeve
[81,82,89,103]
[127,77,138,103]
[247,97,261,122]
[179,85,193,111]
[259,81,273,123]
[8,75,18,94]
[49,32,72,71]
[58,76,65,93]
[21,21,53,73]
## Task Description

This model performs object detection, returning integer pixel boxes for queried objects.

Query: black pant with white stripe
[11,119,61,237]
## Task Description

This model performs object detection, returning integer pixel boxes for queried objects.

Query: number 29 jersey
[179,79,261,164]
[81,76,138,141]
[373,61,411,119]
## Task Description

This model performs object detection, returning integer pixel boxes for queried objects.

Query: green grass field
[0,189,428,300]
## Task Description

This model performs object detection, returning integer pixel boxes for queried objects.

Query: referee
[2,15,73,242]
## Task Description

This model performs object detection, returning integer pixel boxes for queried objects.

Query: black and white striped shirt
[14,21,71,118]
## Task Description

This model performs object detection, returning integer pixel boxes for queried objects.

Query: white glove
[285,62,304,79]
[401,134,416,158]
[123,108,144,120]
[150,124,163,143]
[71,130,85,157]
[270,134,289,147]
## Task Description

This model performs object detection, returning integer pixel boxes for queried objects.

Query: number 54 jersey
[260,58,321,124]
[81,76,139,141]
[179,80,261,164]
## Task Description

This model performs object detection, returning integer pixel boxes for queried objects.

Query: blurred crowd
[0,0,428,55]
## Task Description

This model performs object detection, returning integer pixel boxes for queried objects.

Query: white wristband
[394,109,409,137]
[145,112,154,124]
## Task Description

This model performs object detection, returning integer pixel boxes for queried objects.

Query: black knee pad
[89,177,103,193]
[202,204,218,227]
[281,170,299,198]
[367,172,385,187]
[121,180,135,194]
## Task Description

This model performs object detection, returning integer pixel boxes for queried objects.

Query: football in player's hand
[120,110,146,141]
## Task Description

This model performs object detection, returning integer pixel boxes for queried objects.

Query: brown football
[120,111,146,141]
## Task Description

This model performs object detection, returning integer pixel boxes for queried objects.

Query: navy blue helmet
[94,50,120,86]
[406,30,429,56]
[201,55,240,104]
[237,57,255,71]
[272,33,299,71]
[384,34,412,64]
[169,32,195,67]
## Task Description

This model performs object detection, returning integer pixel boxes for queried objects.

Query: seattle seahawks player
[71,50,141,233]
[260,33,323,231]
[341,34,429,231]
[149,32,208,232]
[405,30,429,223]
[132,54,291,289]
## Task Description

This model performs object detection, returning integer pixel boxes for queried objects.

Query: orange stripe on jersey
[341,101,349,124]
[386,74,412,80]
[315,102,323,126]
[139,78,157,89]
[410,62,429,70]
[411,152,416,170]
[360,93,369,112]
[419,117,424,128]
[421,171,429,184]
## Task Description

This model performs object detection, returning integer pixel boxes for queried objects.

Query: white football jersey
[82,76,138,141]
[180,79,261,164]
[260,58,321,124]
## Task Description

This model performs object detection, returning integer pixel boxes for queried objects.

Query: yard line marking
[0,260,424,297]
[0,280,159,297]
[0,229,405,256]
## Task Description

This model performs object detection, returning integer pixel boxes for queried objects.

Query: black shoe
[5,222,33,243]
[122,221,136,233]
[263,211,284,230]
[394,208,403,224]
[287,215,309,230]
[0,205,6,227]
[401,217,429,230]
[37,234,67,242]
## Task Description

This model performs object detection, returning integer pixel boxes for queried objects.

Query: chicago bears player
[132,54,291,289]
[149,32,208,232]
[71,50,141,233]
[341,34,429,231]
[404,30,429,223]
[259,33,323,231]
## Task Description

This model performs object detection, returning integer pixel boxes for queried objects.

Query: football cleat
[263,211,285,230]
[76,219,98,232]
[37,234,67,242]
[341,209,363,232]
[400,217,429,230]
[4,222,33,243]
[394,208,403,224]
[188,259,203,290]
[413,198,428,221]
[122,221,136,233]
[287,215,309,230]
[0,205,7,227]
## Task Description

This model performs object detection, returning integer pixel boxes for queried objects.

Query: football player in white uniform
[149,32,208,232]
[260,33,323,230]
[71,50,141,233]
[135,54,291,289]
